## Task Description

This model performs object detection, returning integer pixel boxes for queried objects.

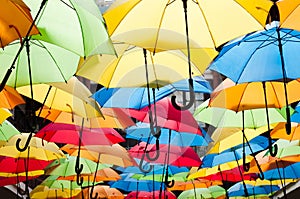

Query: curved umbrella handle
[75,156,84,186]
[76,173,83,186]
[269,138,278,157]
[165,179,175,188]
[146,138,160,161]
[171,78,195,111]
[90,186,98,199]
[243,156,250,172]
[138,153,153,173]
[16,133,32,152]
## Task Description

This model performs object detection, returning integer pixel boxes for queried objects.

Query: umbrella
[271,122,300,141]
[227,182,280,198]
[0,0,39,48]
[168,179,223,191]
[30,185,81,199]
[0,120,21,146]
[81,185,124,199]
[235,0,300,30]
[129,142,202,167]
[125,190,176,199]
[125,98,200,134]
[0,86,25,109]
[0,108,12,124]
[17,76,102,118]
[92,76,212,109]
[194,99,288,128]
[36,107,135,129]
[126,122,211,147]
[26,0,115,57]
[45,155,112,177]
[35,123,125,146]
[76,43,206,88]
[61,144,135,167]
[109,173,164,192]
[177,185,226,199]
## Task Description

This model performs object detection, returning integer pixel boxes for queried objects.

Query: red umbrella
[125,190,176,199]
[125,98,201,134]
[129,142,202,167]
[35,123,125,145]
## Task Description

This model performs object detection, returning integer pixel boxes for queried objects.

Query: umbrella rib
[34,40,69,82]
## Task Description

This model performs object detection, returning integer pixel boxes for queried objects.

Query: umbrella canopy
[129,142,202,167]
[30,185,81,199]
[168,179,223,191]
[126,122,211,147]
[125,190,176,199]
[109,173,164,192]
[0,108,12,124]
[0,0,39,48]
[194,99,288,128]
[228,182,280,198]
[103,0,264,51]
[61,144,135,167]
[77,43,205,88]
[92,76,211,109]
[177,185,226,199]
[35,123,125,146]
[81,185,124,199]
[25,0,115,57]
[235,0,300,30]
[0,86,25,109]
[45,155,112,177]
[0,120,21,145]
[209,78,300,111]
[17,76,102,118]
[271,122,300,141]
[37,107,135,129]
[125,98,200,134]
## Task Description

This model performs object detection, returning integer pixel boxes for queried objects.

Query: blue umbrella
[109,173,164,192]
[291,102,300,123]
[125,122,212,147]
[202,136,269,167]
[228,182,280,197]
[91,76,211,109]
[264,162,300,180]
[209,24,300,154]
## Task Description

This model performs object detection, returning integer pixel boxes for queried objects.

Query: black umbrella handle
[146,138,160,161]
[90,186,98,199]
[16,133,33,152]
[285,107,291,135]
[171,78,195,110]
[138,153,153,173]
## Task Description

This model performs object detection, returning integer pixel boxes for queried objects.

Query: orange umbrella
[58,167,121,182]
[37,106,134,129]
[0,86,25,109]
[0,0,39,48]
[271,122,300,141]
[61,144,136,167]
[168,179,223,191]
[80,185,124,199]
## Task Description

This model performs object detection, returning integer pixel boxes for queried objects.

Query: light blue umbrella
[228,182,280,197]
[125,122,212,147]
[92,76,211,109]
[109,173,164,192]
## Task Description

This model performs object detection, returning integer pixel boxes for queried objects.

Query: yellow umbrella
[30,185,81,199]
[103,0,264,51]
[244,179,297,186]
[76,43,207,88]
[271,122,300,141]
[236,0,300,30]
[17,76,102,118]
[0,108,12,124]
[208,124,277,154]
[79,185,124,199]
[0,134,65,160]
[36,106,135,129]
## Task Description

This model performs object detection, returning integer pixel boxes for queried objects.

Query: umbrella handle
[171,78,195,110]
[76,172,84,186]
[139,153,153,173]
[165,179,175,188]
[16,133,32,152]
[285,107,291,135]
[269,140,278,157]
[146,139,160,161]
[243,158,250,172]
[90,186,98,199]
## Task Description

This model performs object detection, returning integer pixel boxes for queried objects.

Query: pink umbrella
[125,98,201,134]
[35,123,125,145]
[125,190,176,199]
[129,142,202,167]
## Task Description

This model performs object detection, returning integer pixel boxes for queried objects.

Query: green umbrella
[178,185,226,199]
[0,120,20,145]
[26,0,116,57]
[45,155,112,177]
[132,172,188,182]
[41,176,102,189]
[194,99,292,128]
